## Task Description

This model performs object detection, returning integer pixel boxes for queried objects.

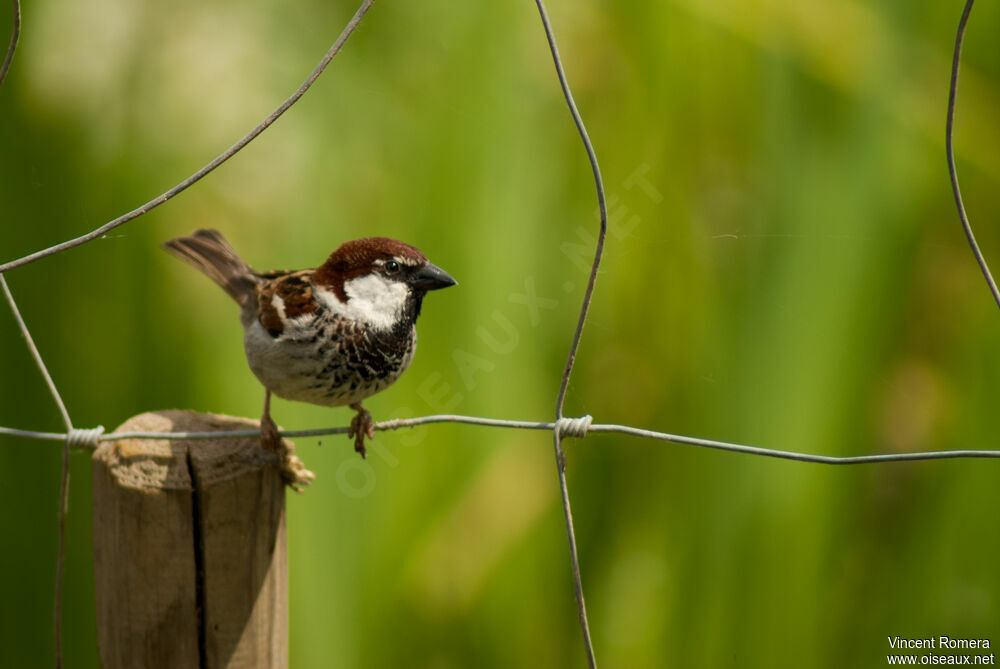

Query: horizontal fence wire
[4,418,1000,465]
[1,1,997,668]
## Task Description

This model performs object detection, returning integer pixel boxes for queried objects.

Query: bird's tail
[162,229,257,306]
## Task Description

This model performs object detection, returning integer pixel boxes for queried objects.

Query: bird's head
[313,237,456,331]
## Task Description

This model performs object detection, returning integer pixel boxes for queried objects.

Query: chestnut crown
[314,237,456,300]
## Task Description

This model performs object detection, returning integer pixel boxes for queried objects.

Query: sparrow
[163,229,456,459]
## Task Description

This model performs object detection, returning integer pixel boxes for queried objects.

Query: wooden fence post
[92,410,292,669]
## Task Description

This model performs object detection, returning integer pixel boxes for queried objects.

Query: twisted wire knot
[66,426,105,448]
[556,415,592,439]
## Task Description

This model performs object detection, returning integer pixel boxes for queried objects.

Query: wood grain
[92,410,289,669]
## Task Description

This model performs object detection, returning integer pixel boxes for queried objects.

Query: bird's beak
[411,262,457,291]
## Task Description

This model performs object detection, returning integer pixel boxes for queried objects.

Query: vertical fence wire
[0,276,73,669]
[533,1,607,666]
[945,0,1000,312]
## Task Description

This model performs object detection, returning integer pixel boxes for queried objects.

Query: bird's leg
[348,402,375,459]
[260,388,282,452]
[261,389,315,491]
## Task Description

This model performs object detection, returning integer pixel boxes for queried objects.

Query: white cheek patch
[315,275,409,331]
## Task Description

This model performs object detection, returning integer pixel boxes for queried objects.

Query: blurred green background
[3,0,1000,666]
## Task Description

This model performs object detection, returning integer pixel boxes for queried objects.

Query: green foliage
[2,0,999,666]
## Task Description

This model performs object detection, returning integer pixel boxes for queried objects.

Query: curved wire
[0,0,19,87]
[0,0,376,273]
[946,0,1000,310]
[533,1,606,665]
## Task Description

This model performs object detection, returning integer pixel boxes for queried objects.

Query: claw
[261,389,315,491]
[260,408,282,453]
[348,403,374,458]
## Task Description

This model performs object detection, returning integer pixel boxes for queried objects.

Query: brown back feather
[256,271,318,336]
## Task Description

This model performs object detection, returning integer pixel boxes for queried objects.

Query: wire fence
[1,0,997,668]
[7,415,1000,465]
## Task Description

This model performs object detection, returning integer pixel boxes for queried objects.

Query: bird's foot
[260,410,282,453]
[348,403,375,459]
[279,442,316,493]
[261,401,315,491]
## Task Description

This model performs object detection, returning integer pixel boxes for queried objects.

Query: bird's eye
[384,260,401,274]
